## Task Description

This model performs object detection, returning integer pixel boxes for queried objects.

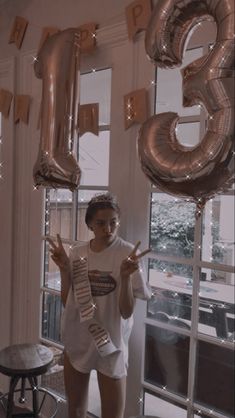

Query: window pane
[80,68,112,126]
[155,48,203,117]
[177,122,200,147]
[79,131,110,187]
[41,346,65,397]
[202,195,235,266]
[195,340,234,416]
[150,193,196,258]
[88,370,101,417]
[45,189,73,240]
[148,259,193,325]
[42,292,63,343]
[145,324,190,397]
[144,391,187,418]
[198,268,235,340]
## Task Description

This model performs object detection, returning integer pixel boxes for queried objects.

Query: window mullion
[186,214,202,417]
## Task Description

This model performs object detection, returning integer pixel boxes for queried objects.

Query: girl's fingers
[57,233,63,247]
[127,242,151,262]
[135,248,151,260]
[46,237,57,250]
[129,241,141,257]
[57,233,67,254]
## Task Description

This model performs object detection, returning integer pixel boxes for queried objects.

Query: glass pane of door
[145,324,190,397]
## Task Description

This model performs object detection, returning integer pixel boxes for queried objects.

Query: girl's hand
[47,234,70,272]
[120,241,151,280]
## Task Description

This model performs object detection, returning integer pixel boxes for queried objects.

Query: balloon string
[55,189,59,234]
[195,200,205,219]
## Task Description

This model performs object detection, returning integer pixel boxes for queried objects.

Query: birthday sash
[72,251,119,357]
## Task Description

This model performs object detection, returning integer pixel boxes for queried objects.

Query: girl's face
[88,208,120,245]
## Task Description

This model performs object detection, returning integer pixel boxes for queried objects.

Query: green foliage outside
[149,198,225,277]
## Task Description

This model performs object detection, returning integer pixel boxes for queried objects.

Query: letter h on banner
[78,103,99,136]
[124,88,148,129]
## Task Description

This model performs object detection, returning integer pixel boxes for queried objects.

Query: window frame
[140,32,234,418]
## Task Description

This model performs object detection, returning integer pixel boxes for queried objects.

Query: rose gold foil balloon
[139,0,234,216]
[33,28,81,191]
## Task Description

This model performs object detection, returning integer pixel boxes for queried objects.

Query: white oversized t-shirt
[61,236,152,378]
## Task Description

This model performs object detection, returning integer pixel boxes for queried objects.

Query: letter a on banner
[125,0,152,40]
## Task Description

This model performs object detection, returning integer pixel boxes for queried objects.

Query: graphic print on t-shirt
[89,270,116,296]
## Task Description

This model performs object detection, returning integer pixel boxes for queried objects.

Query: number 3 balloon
[33,28,81,191]
[138,0,234,215]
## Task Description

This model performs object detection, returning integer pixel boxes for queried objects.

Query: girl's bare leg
[97,371,126,418]
[64,351,90,418]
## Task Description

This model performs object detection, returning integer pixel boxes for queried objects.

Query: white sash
[72,249,119,357]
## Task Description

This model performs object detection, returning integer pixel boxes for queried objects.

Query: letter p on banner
[125,0,152,40]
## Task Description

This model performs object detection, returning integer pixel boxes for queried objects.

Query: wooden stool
[0,343,55,418]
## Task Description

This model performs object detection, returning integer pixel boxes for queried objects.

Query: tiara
[88,193,118,206]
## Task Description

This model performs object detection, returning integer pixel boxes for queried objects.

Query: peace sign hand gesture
[47,234,70,272]
[120,241,151,280]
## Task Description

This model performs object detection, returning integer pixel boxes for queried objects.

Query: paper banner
[0,89,13,118]
[72,255,119,357]
[8,16,28,49]
[78,22,97,53]
[124,88,148,129]
[78,103,99,136]
[14,95,31,124]
[38,27,60,52]
[88,320,119,357]
[125,0,152,40]
[72,257,95,322]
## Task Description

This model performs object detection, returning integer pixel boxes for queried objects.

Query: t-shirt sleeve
[132,256,152,300]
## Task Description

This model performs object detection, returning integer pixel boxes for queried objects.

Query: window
[142,42,235,417]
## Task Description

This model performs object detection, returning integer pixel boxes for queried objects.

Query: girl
[47,193,151,418]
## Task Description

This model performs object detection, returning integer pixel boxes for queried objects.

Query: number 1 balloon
[33,28,81,191]
[138,0,234,216]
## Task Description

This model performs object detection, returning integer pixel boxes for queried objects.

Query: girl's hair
[85,193,120,226]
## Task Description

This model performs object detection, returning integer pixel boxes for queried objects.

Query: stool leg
[28,376,39,418]
[18,377,26,403]
[7,376,19,418]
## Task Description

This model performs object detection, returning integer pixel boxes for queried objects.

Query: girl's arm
[119,275,135,319]
[47,234,71,307]
[60,265,71,307]
[119,242,151,318]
